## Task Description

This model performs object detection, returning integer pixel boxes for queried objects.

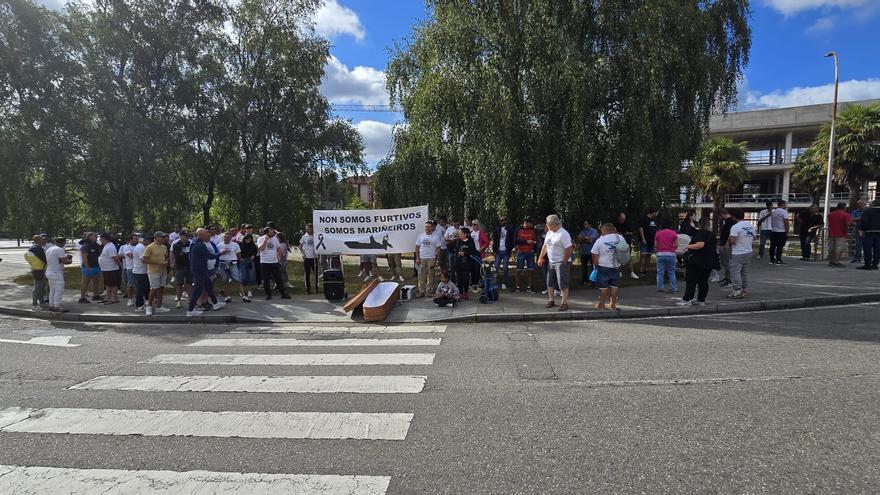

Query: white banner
[313,205,429,255]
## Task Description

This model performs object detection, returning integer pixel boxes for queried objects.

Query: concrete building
[345,175,375,207]
[688,98,879,213]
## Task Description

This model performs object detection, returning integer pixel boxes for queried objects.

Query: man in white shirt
[415,222,441,297]
[726,208,755,299]
[217,232,244,303]
[433,217,450,275]
[591,224,624,310]
[299,223,321,293]
[538,214,573,311]
[98,233,122,304]
[118,234,138,306]
[444,219,461,276]
[45,237,72,312]
[769,199,790,265]
[210,225,224,247]
[756,200,773,259]
[132,236,149,311]
[257,227,289,300]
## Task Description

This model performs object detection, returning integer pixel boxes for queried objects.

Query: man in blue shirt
[851,199,866,263]
[187,228,225,317]
[577,220,599,285]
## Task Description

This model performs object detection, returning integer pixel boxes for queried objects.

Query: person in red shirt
[827,202,853,267]
[514,218,538,293]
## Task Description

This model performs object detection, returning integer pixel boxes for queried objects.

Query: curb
[1,292,879,325]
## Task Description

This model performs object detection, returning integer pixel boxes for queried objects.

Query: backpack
[614,234,631,267]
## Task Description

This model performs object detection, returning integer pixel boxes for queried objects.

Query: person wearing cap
[45,237,73,312]
[119,234,138,306]
[170,229,194,308]
[78,232,102,304]
[187,228,225,317]
[257,226,290,300]
[142,231,170,315]
[132,235,150,311]
[25,234,49,310]
[98,232,122,304]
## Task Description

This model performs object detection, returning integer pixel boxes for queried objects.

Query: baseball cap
[153,231,166,238]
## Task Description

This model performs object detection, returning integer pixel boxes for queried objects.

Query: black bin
[323,269,345,301]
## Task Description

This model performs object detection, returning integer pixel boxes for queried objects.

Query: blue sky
[38,0,880,164]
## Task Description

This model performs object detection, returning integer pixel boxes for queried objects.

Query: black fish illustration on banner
[344,234,394,250]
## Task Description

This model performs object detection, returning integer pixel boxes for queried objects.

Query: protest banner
[313,205,429,255]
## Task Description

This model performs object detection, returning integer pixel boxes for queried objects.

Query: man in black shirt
[717,209,736,287]
[171,230,193,308]
[638,208,659,275]
[79,232,102,303]
[797,204,824,260]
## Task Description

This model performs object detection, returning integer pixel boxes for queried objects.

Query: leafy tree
[791,103,880,208]
[690,136,748,231]
[379,0,750,223]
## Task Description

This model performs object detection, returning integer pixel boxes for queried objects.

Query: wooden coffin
[363,281,400,322]
[342,278,380,313]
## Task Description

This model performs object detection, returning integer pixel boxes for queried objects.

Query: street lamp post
[822,51,839,226]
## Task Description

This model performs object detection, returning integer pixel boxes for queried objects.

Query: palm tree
[794,103,880,208]
[690,136,749,232]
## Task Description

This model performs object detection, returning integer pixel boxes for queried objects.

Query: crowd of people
[21,198,880,314]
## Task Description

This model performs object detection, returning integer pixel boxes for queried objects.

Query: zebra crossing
[0,324,446,494]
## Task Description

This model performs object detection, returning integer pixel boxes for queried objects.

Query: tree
[690,136,748,231]
[379,0,750,223]
[791,103,880,208]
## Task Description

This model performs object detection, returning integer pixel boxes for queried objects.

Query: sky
[37,0,880,166]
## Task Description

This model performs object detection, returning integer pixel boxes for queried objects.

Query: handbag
[589,268,598,283]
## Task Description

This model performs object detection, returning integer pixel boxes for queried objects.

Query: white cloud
[764,0,873,16]
[321,55,388,105]
[805,15,836,34]
[743,79,880,109]
[314,0,365,41]
[355,120,394,161]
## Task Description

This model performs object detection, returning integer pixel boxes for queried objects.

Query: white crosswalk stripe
[143,353,436,366]
[0,465,390,495]
[188,337,442,347]
[0,407,413,440]
[232,325,446,334]
[70,375,427,394]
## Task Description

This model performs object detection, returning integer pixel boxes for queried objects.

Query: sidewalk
[1,255,878,324]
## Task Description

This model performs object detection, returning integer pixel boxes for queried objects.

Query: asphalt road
[0,304,879,494]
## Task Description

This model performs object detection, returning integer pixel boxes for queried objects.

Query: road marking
[0,465,390,494]
[70,375,427,394]
[188,337,442,347]
[0,336,79,348]
[143,353,436,366]
[233,325,446,334]
[0,407,413,440]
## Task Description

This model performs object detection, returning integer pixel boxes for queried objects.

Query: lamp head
[825,51,837,58]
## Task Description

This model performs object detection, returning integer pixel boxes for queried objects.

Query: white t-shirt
[544,227,573,263]
[758,209,773,231]
[416,232,440,259]
[444,225,459,244]
[119,244,134,270]
[433,225,447,248]
[98,243,119,271]
[257,235,279,263]
[729,221,756,256]
[211,234,223,246]
[498,228,509,253]
[771,208,788,233]
[299,233,316,258]
[132,243,147,275]
[169,232,180,243]
[591,234,623,269]
[470,229,481,249]
[45,245,67,276]
[218,241,241,262]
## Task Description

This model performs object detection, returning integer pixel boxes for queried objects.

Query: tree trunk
[712,196,722,234]
[847,179,862,210]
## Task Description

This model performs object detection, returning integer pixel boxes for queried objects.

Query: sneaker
[675,299,692,306]
[155,307,170,313]
[247,290,253,298]
[174,296,181,302]
[541,289,548,295]
[224,296,232,303]
[212,302,226,310]
[145,306,154,316]
[242,296,251,303]
[135,306,144,312]
[710,272,721,282]
[176,300,182,309]
[378,276,385,282]
[657,288,666,293]
[719,281,732,289]
[91,295,104,301]
[186,309,203,317]
[78,297,90,304]
[665,288,677,293]
[363,275,372,282]
[856,265,873,270]
[525,288,536,294]
[287,283,295,288]
[280,294,290,299]
[397,276,405,282]
[201,302,213,310]
[630,271,640,279]
[727,290,745,299]
[501,284,507,290]
[513,287,521,293]
[126,299,134,307]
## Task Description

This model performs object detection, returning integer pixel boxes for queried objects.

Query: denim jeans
[656,254,677,291]
[800,233,817,259]
[864,232,880,268]
[758,230,771,258]
[852,227,863,261]
[493,251,510,286]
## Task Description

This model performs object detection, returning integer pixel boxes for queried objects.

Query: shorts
[175,269,193,286]
[148,272,168,289]
[124,269,136,288]
[639,242,654,255]
[596,266,621,289]
[360,255,377,263]
[217,261,242,284]
[516,253,536,270]
[102,269,121,287]
[546,262,571,290]
[829,237,847,255]
[81,266,100,278]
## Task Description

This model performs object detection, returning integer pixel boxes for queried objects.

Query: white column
[782,170,791,201]
[784,131,793,163]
